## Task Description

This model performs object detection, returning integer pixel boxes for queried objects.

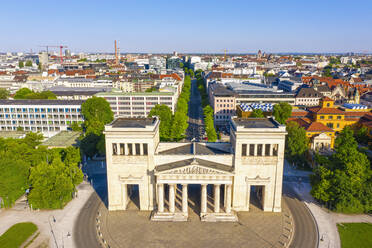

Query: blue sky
[1,0,371,53]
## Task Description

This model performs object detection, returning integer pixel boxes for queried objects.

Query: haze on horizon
[1,0,371,54]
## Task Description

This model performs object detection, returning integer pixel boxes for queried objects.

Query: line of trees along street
[195,70,217,142]
[148,73,191,141]
[13,88,57,100]
[0,133,83,209]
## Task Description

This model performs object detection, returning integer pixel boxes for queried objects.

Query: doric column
[254,144,257,156]
[262,144,266,156]
[225,184,232,213]
[182,184,188,214]
[132,143,136,155]
[214,184,221,213]
[169,184,176,213]
[125,143,129,155]
[269,144,273,156]
[140,143,144,155]
[158,184,164,213]
[201,184,207,213]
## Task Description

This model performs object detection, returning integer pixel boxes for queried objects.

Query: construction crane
[39,45,68,63]
[224,49,228,61]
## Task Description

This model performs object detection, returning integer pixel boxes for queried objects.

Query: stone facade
[104,117,287,222]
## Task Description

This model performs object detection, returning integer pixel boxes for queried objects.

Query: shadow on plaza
[83,159,109,208]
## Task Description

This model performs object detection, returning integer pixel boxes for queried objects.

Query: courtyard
[98,188,293,248]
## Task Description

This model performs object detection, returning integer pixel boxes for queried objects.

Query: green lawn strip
[0,222,38,248]
[24,231,40,248]
[337,222,372,248]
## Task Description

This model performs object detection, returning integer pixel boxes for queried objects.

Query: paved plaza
[98,194,293,248]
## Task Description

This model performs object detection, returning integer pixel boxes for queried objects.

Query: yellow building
[308,97,351,132]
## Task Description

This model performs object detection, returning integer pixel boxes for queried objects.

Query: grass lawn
[337,222,372,248]
[0,222,38,248]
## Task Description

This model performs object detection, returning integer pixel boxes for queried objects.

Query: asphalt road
[73,191,102,248]
[283,183,318,248]
[186,79,205,141]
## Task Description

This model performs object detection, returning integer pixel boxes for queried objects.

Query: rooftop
[111,117,156,128]
[41,131,81,148]
[233,118,279,128]
[0,99,84,106]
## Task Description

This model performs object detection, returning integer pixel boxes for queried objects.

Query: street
[186,79,205,141]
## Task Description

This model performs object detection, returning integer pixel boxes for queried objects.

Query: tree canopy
[0,88,9,99]
[250,109,265,118]
[25,60,33,67]
[14,88,57,100]
[285,121,309,166]
[310,126,372,213]
[273,102,292,124]
[80,97,114,157]
[18,61,24,68]
[0,133,83,208]
[148,104,173,141]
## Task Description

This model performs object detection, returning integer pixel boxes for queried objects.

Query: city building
[104,116,286,222]
[0,99,84,137]
[208,83,236,126]
[295,87,321,106]
[96,91,177,117]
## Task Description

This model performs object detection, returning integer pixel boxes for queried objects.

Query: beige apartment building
[104,116,286,222]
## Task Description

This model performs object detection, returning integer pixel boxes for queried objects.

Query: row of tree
[0,133,83,209]
[18,60,33,68]
[148,75,192,141]
[195,70,217,142]
[14,88,57,100]
[310,127,372,213]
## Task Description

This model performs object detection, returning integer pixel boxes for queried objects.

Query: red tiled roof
[322,96,334,101]
[308,107,345,114]
[306,122,334,132]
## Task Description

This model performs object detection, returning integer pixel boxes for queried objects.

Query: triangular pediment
[155,158,233,175]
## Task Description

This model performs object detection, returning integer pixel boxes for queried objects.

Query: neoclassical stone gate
[152,159,238,222]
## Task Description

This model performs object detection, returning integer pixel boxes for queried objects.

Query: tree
[14,88,33,99]
[80,97,114,157]
[310,126,372,213]
[25,60,33,67]
[285,121,308,165]
[171,111,188,141]
[148,104,173,141]
[28,158,74,209]
[70,122,83,132]
[18,61,24,68]
[179,62,184,68]
[273,102,292,124]
[38,62,42,71]
[354,126,369,145]
[250,109,265,118]
[0,88,9,99]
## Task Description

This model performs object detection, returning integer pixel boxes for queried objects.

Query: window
[249,144,254,156]
[128,144,133,155]
[327,123,334,128]
[135,143,141,155]
[272,144,278,156]
[265,144,270,156]
[337,123,340,128]
[120,143,125,155]
[337,116,341,120]
[327,103,330,107]
[320,116,324,119]
[329,116,333,119]
[241,144,247,156]
[143,144,148,155]
[112,143,118,155]
[257,144,263,156]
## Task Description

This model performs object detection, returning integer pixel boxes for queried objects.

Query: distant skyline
[1,0,372,54]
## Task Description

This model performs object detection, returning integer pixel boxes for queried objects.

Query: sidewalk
[285,162,372,248]
[0,181,94,248]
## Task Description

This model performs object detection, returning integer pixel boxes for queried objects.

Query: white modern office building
[0,100,84,137]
